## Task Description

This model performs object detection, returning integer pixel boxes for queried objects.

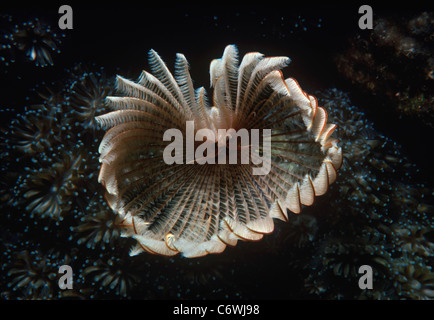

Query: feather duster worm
[96,45,342,258]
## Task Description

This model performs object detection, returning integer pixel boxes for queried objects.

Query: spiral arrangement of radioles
[96,45,343,258]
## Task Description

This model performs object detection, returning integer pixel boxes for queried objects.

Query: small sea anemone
[6,249,71,299]
[12,18,63,67]
[305,228,395,299]
[74,194,122,249]
[394,256,434,300]
[20,152,85,219]
[83,257,140,298]
[66,69,113,130]
[7,106,61,155]
[96,45,342,258]
[389,222,434,257]
[319,236,392,280]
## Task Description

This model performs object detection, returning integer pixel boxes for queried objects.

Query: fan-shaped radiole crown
[95,45,342,258]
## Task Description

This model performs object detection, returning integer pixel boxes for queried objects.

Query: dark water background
[2,2,432,177]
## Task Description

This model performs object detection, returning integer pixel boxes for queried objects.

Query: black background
[1,1,432,177]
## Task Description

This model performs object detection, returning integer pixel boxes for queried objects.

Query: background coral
[335,11,433,129]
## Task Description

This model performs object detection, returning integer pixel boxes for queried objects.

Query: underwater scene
[0,2,433,303]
